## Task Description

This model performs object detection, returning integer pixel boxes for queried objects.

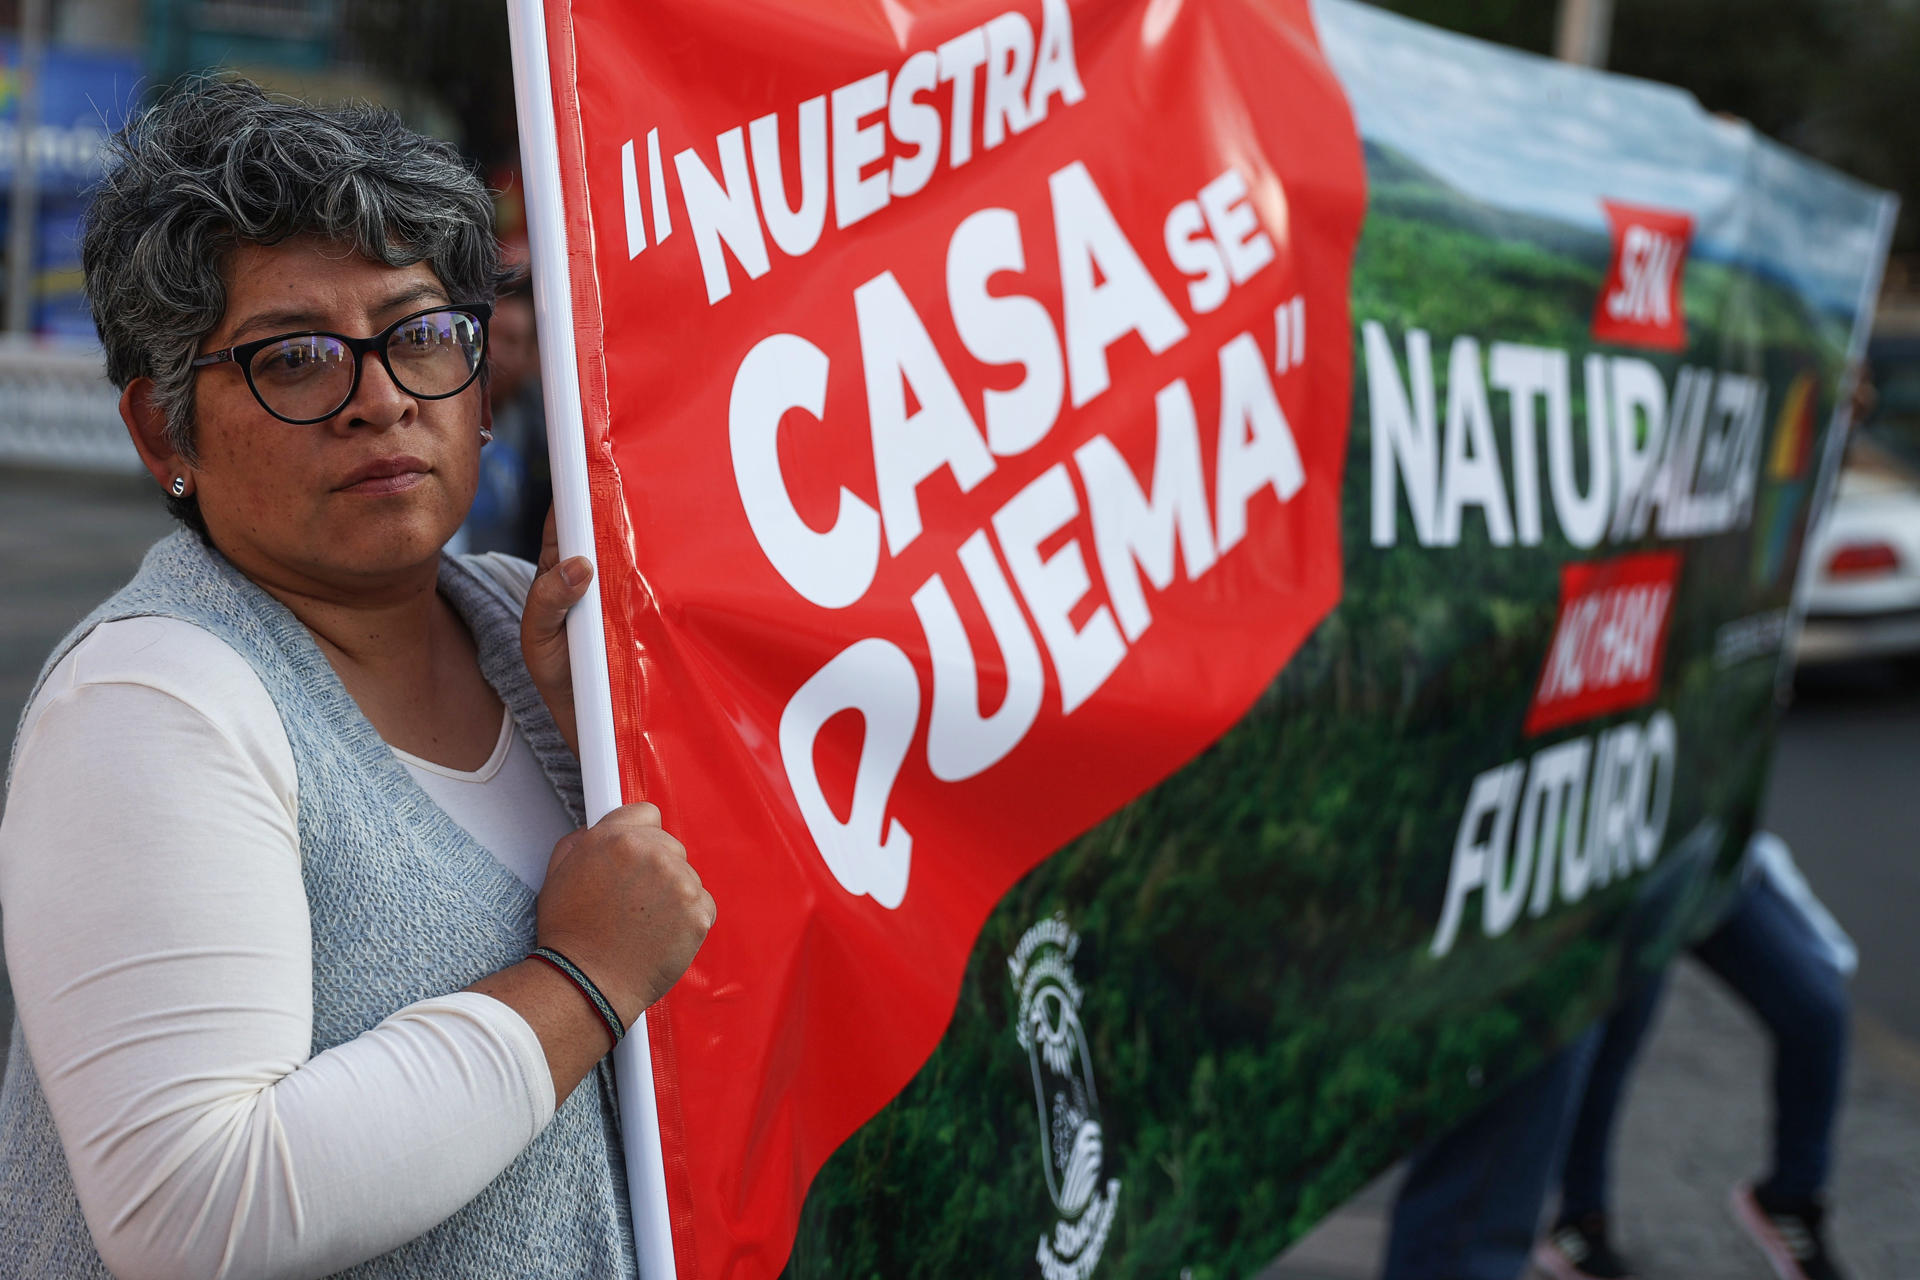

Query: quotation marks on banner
[1274,293,1306,375]
[620,128,673,257]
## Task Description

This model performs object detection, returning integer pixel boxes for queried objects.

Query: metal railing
[0,339,140,472]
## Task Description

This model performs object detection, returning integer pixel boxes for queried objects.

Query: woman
[0,79,713,1278]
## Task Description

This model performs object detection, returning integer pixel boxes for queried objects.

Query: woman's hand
[468,803,713,1098]
[522,507,593,758]
[535,803,715,1026]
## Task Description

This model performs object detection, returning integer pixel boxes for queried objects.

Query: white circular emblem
[1010,914,1121,1280]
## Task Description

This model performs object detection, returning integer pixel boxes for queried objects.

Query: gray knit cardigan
[0,531,638,1278]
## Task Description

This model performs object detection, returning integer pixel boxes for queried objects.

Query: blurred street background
[0,0,1916,1276]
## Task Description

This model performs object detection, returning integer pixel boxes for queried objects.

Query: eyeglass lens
[247,309,485,422]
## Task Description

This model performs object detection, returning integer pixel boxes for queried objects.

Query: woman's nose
[338,349,413,431]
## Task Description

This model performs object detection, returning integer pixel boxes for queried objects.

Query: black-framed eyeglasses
[190,303,493,426]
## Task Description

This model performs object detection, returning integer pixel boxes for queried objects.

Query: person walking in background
[1381,834,1854,1280]
[1527,975,1663,1280]
[0,78,712,1277]
[1381,1026,1604,1280]
[1534,834,1855,1280]
[453,279,551,560]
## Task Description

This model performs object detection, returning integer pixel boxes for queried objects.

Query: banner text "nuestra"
[624,0,1086,305]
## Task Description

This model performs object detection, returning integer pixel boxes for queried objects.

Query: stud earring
[479,426,494,445]
[169,476,187,497]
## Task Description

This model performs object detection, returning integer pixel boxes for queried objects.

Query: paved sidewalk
[0,467,174,1070]
[1262,962,1920,1280]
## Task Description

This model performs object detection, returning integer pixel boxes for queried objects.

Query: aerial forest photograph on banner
[507,0,1894,1275]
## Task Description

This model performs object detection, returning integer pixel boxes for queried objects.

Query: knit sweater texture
[0,531,638,1278]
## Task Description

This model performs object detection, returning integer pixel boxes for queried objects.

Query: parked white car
[1797,339,1920,665]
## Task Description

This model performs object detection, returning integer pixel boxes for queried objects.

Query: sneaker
[1532,1212,1638,1280]
[1728,1183,1849,1280]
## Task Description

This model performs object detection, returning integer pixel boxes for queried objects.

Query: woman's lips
[336,455,431,495]
[339,470,429,496]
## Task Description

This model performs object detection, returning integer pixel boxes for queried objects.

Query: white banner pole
[504,5,679,1278]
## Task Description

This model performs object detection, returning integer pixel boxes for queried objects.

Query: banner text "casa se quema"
[620,2,1315,909]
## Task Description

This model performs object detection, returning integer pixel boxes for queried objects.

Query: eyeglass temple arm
[189,350,236,368]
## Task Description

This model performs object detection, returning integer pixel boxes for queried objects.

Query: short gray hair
[81,76,505,526]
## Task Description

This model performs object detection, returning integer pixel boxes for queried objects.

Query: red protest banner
[515,1,1366,1273]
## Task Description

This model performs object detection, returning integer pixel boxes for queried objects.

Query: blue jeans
[1381,1026,1602,1280]
[1557,972,1665,1220]
[1383,869,1850,1279]
[1562,872,1849,1213]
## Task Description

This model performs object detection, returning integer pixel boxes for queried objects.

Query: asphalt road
[1766,658,1920,1044]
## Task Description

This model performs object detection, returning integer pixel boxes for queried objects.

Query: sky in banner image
[513,0,1893,1276]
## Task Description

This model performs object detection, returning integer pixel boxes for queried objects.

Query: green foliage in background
[1373,0,1920,255]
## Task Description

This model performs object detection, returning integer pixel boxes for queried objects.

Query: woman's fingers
[521,553,593,758]
[525,500,588,678]
[535,804,715,1021]
[522,556,593,669]
[536,505,560,575]
[545,827,586,875]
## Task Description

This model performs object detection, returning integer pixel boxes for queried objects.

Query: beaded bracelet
[529,946,627,1049]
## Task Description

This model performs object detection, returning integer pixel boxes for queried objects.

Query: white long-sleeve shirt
[0,603,579,1280]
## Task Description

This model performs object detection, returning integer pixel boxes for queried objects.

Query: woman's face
[184,237,486,593]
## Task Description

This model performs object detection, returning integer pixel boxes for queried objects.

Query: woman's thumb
[529,557,593,633]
